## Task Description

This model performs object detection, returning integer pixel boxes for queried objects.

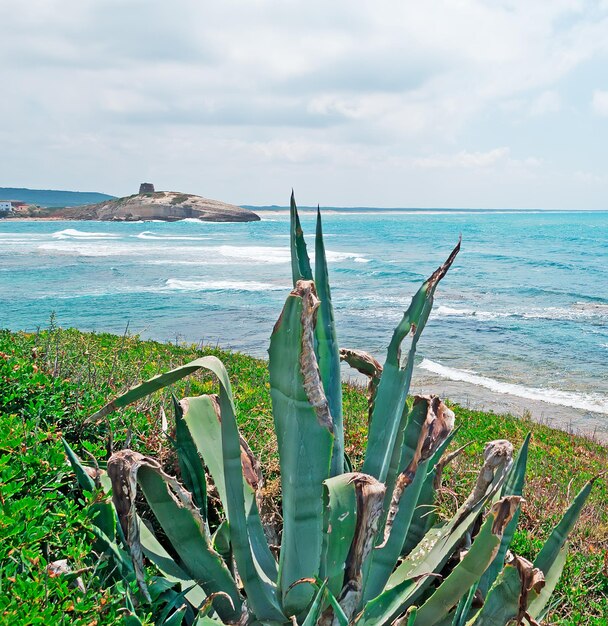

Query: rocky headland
[5,184,260,222]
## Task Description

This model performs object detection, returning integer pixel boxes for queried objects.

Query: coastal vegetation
[2,328,607,624]
[2,201,606,624]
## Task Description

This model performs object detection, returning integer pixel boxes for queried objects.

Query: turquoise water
[1,209,607,437]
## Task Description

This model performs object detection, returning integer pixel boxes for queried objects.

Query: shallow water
[1,209,607,439]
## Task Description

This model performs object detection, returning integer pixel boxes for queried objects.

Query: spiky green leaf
[362,240,460,483]
[315,207,344,477]
[269,283,334,614]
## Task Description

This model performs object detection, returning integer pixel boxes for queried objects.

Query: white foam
[217,245,292,264]
[133,231,211,241]
[180,218,203,223]
[164,279,288,292]
[434,304,608,322]
[37,242,129,257]
[419,358,608,414]
[434,306,506,320]
[215,245,369,265]
[52,228,120,240]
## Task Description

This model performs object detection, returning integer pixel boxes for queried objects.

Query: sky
[1,1,608,208]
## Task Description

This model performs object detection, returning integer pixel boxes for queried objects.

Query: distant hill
[8,190,260,222]
[0,187,115,208]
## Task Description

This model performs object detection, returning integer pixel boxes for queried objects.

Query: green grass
[1,327,606,624]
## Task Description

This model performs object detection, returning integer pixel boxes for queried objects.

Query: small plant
[66,194,594,625]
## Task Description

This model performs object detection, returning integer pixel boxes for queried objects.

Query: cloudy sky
[2,1,608,208]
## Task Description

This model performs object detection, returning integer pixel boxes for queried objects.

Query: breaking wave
[419,358,608,414]
[133,231,211,241]
[164,279,288,292]
[52,229,120,240]
[434,304,608,322]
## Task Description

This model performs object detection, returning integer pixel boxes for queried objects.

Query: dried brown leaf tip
[294,279,333,432]
[340,348,383,422]
[490,496,523,536]
[107,449,207,601]
[380,396,455,547]
[337,473,386,621]
[426,237,461,292]
[508,554,545,625]
[454,439,514,527]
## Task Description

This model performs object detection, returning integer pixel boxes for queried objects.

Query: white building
[0,201,12,213]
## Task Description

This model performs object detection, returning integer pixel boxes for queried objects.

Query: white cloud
[574,170,605,183]
[592,90,608,116]
[1,1,608,207]
[412,148,510,169]
[529,91,561,116]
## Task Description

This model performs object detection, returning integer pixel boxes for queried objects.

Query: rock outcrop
[40,191,260,222]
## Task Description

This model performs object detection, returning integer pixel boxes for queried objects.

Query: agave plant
[66,194,594,625]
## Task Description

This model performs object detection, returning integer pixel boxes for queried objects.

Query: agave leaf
[336,474,386,620]
[63,439,117,548]
[193,617,224,625]
[107,450,242,621]
[320,474,358,598]
[181,395,226,501]
[86,356,227,423]
[181,394,277,581]
[466,555,544,626]
[193,357,285,621]
[400,429,460,557]
[162,606,188,626]
[325,587,350,626]
[362,240,460,483]
[138,519,208,610]
[90,525,135,582]
[414,497,522,626]
[269,281,334,614]
[463,479,590,626]
[478,433,531,597]
[352,577,420,626]
[527,541,569,620]
[63,438,95,492]
[394,606,418,626]
[123,593,144,626]
[450,583,478,626]
[315,207,344,477]
[383,440,513,609]
[339,348,383,424]
[382,397,454,546]
[173,394,207,518]
[212,520,232,564]
[357,497,519,626]
[302,580,328,626]
[363,397,455,603]
[290,190,313,286]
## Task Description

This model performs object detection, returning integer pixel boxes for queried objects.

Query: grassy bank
[1,327,607,624]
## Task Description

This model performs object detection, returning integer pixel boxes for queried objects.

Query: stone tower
[139,182,155,194]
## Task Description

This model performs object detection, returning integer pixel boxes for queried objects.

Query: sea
[1,208,607,440]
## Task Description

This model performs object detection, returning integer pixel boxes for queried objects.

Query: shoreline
[411,373,608,444]
[342,365,608,445]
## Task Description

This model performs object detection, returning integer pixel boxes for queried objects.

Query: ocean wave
[164,279,288,292]
[52,228,120,240]
[434,304,608,322]
[37,242,130,257]
[133,231,211,241]
[419,358,608,414]
[216,245,370,264]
